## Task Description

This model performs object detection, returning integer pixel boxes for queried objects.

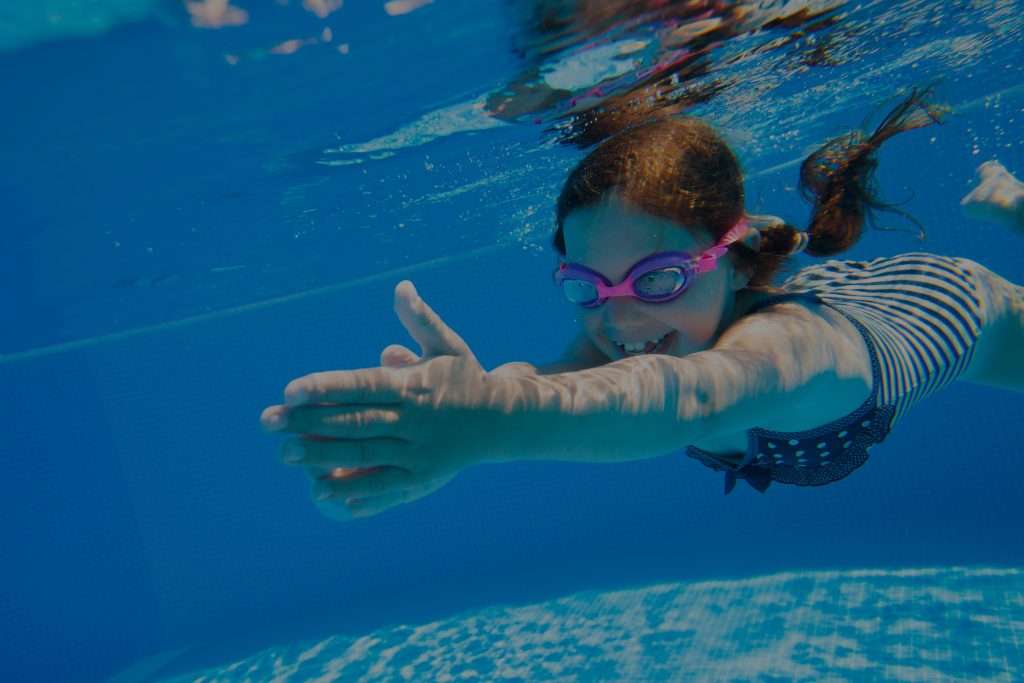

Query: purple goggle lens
[555,253,695,308]
[553,220,748,308]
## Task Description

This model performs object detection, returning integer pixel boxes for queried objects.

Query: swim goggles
[553,219,749,308]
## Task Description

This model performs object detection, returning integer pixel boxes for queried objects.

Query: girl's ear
[730,262,754,291]
[737,224,762,251]
[729,225,760,291]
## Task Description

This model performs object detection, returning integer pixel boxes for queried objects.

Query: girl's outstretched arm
[957,259,1024,392]
[484,300,874,464]
[262,262,1020,520]
[264,284,871,474]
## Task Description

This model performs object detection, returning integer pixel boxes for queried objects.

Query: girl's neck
[713,287,786,341]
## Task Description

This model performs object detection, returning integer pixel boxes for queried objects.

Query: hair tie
[788,231,810,256]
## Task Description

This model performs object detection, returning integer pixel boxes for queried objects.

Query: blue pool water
[1,1,1022,681]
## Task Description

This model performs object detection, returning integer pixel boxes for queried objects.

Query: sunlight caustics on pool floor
[153,566,1023,683]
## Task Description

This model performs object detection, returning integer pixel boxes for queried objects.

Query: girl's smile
[561,192,750,360]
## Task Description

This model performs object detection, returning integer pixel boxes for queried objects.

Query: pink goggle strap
[693,218,751,275]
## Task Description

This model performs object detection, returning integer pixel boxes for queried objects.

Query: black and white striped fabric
[685,252,986,494]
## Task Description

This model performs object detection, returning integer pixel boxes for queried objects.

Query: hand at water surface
[261,281,508,520]
[961,160,1024,234]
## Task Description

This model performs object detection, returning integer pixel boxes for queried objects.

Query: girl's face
[562,193,748,361]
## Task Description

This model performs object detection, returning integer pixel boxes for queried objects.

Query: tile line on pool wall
[4,82,1022,366]
[0,245,506,365]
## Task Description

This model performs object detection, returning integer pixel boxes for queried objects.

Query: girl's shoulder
[735,252,981,319]
[777,251,987,345]
[780,251,976,293]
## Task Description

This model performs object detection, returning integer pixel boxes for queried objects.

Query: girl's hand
[261,281,503,521]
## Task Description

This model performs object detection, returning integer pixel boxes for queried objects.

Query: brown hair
[553,86,948,288]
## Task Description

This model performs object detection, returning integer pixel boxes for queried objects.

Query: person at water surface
[261,88,1024,520]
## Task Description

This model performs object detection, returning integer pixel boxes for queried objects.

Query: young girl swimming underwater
[261,88,1024,520]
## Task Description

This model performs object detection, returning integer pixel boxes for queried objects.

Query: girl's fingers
[304,465,451,522]
[347,489,414,518]
[281,436,409,469]
[393,280,473,359]
[345,476,445,519]
[381,343,419,367]
[265,404,404,438]
[313,465,412,501]
[282,367,405,407]
[312,487,411,521]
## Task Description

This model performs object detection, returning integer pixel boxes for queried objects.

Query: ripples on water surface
[2,0,1021,358]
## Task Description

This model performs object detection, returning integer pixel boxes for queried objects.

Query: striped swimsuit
[685,252,986,494]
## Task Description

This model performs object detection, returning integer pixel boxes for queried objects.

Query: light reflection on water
[3,1,1020,361]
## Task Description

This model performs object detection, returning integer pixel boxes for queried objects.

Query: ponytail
[796,85,948,256]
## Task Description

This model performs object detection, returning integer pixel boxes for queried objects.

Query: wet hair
[553,86,948,288]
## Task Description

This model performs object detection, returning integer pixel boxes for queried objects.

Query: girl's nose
[601,295,642,326]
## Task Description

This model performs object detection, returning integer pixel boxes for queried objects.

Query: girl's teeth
[619,333,669,353]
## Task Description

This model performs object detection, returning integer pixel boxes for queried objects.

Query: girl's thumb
[393,280,472,358]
